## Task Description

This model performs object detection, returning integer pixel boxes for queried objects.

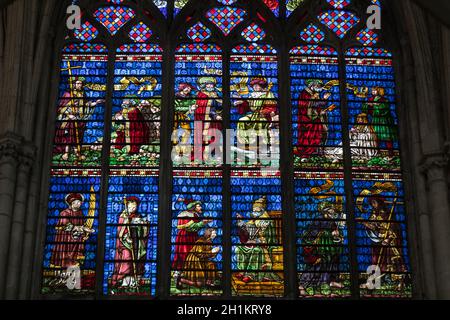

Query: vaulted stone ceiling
[413,0,450,27]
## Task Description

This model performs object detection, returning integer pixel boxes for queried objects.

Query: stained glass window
[103,42,162,296]
[318,10,360,39]
[42,0,412,299]
[94,6,135,35]
[345,47,411,297]
[206,6,246,36]
[43,2,161,296]
[42,41,107,294]
[291,0,411,298]
[300,24,325,43]
[171,38,224,295]
[230,35,283,296]
[73,21,99,42]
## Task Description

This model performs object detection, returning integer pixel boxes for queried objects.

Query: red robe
[115,107,150,154]
[294,90,327,158]
[237,100,277,121]
[50,208,85,268]
[194,91,222,161]
[111,213,148,286]
[171,212,201,270]
[54,92,86,154]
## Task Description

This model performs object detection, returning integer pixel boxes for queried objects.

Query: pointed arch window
[41,0,412,299]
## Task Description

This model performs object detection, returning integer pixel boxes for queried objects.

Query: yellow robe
[182,238,219,285]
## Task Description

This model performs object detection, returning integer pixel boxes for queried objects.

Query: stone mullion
[5,144,36,299]
[0,133,21,299]
[222,46,232,298]
[420,153,450,299]
[95,46,117,299]
[337,46,360,299]
[278,39,297,299]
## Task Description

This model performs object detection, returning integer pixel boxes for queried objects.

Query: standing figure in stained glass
[50,193,95,269]
[294,79,335,161]
[113,98,151,155]
[194,77,223,163]
[55,77,103,162]
[179,228,221,290]
[362,87,397,159]
[235,197,282,283]
[111,196,150,290]
[172,200,213,287]
[138,99,161,143]
[299,201,346,295]
[325,113,379,162]
[234,76,278,145]
[358,196,407,291]
[174,83,197,159]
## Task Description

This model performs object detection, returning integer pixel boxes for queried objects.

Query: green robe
[363,96,397,142]
[175,98,194,114]
[235,213,281,281]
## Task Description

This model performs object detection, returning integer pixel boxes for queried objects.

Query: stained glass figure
[345,47,399,170]
[103,32,162,296]
[230,44,279,168]
[103,171,159,295]
[41,170,101,294]
[353,173,411,297]
[53,44,107,167]
[344,46,412,297]
[110,44,162,167]
[173,42,223,167]
[294,172,350,297]
[170,170,223,296]
[231,171,284,297]
[290,45,342,170]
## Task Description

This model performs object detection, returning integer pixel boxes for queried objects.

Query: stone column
[5,143,35,299]
[0,132,20,299]
[420,153,450,299]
